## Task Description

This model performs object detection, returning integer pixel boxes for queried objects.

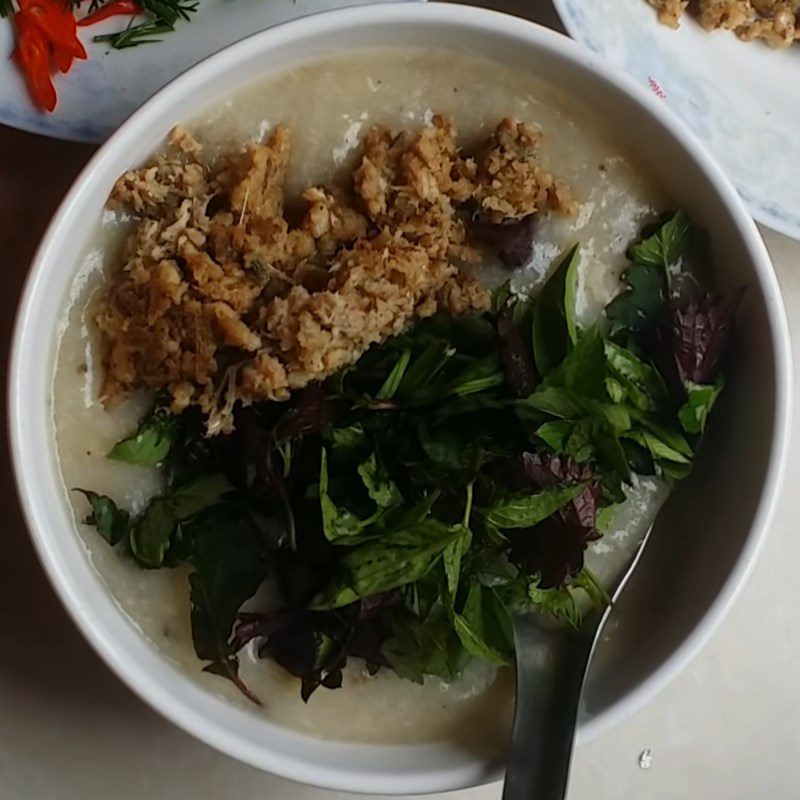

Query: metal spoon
[502,526,653,800]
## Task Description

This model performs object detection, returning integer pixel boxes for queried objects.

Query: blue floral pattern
[554,0,800,240]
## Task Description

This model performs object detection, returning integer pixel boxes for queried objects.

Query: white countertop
[1,3,798,799]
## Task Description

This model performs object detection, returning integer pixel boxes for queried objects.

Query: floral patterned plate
[552,0,800,240]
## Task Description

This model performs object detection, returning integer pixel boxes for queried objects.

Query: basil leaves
[79,210,734,705]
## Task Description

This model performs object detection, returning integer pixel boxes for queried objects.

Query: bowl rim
[8,3,793,794]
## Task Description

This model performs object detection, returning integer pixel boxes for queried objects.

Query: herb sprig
[91,0,199,49]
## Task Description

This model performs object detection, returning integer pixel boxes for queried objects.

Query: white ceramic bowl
[9,4,792,794]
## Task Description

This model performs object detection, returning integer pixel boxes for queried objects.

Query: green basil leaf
[595,504,618,534]
[660,461,693,482]
[325,423,368,457]
[75,489,130,545]
[535,416,629,477]
[130,473,231,568]
[382,605,468,683]
[527,582,582,630]
[534,419,575,452]
[397,339,454,401]
[564,246,580,346]
[403,570,442,620]
[185,509,266,699]
[678,379,724,435]
[484,483,586,529]
[415,313,495,356]
[130,497,178,568]
[491,280,512,315]
[169,473,231,519]
[588,419,631,477]
[452,584,514,665]
[319,447,370,542]
[544,325,606,399]
[418,420,476,474]
[373,491,441,535]
[571,567,611,608]
[357,453,402,508]
[532,244,580,376]
[632,413,694,458]
[604,341,668,412]
[310,520,461,609]
[376,348,412,400]
[562,419,599,463]
[629,210,692,275]
[625,431,692,472]
[447,354,504,397]
[606,261,666,337]
[443,526,472,606]
[520,386,631,434]
[107,406,177,466]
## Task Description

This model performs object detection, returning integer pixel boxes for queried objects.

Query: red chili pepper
[12,12,57,112]
[77,0,141,27]
[52,44,75,73]
[18,0,87,60]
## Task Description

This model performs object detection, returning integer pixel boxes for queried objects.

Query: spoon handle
[501,616,600,800]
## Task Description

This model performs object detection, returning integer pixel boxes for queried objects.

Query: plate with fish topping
[553,0,800,240]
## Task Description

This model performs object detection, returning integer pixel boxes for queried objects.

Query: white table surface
[2,2,799,798]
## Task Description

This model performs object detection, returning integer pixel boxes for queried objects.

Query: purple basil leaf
[321,668,344,690]
[520,452,601,533]
[358,590,403,620]
[230,611,295,652]
[568,484,603,534]
[201,657,262,705]
[347,618,391,670]
[275,383,340,441]
[672,292,740,384]
[234,408,297,549]
[301,672,323,702]
[470,213,539,267]
[497,305,538,397]
[509,517,588,589]
[259,616,321,678]
[507,453,603,587]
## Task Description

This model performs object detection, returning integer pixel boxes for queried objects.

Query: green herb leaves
[80,210,732,704]
[452,584,514,665]
[108,406,177,465]
[533,244,580,375]
[76,489,129,545]
[629,210,692,274]
[357,453,402,509]
[605,212,697,338]
[130,473,230,567]
[382,605,466,683]
[187,509,268,701]
[93,0,199,49]
[319,448,370,542]
[311,520,461,610]
[606,261,665,336]
[483,484,586,529]
[678,379,724,435]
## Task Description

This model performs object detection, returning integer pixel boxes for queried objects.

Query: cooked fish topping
[95,116,576,433]
[648,0,800,47]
